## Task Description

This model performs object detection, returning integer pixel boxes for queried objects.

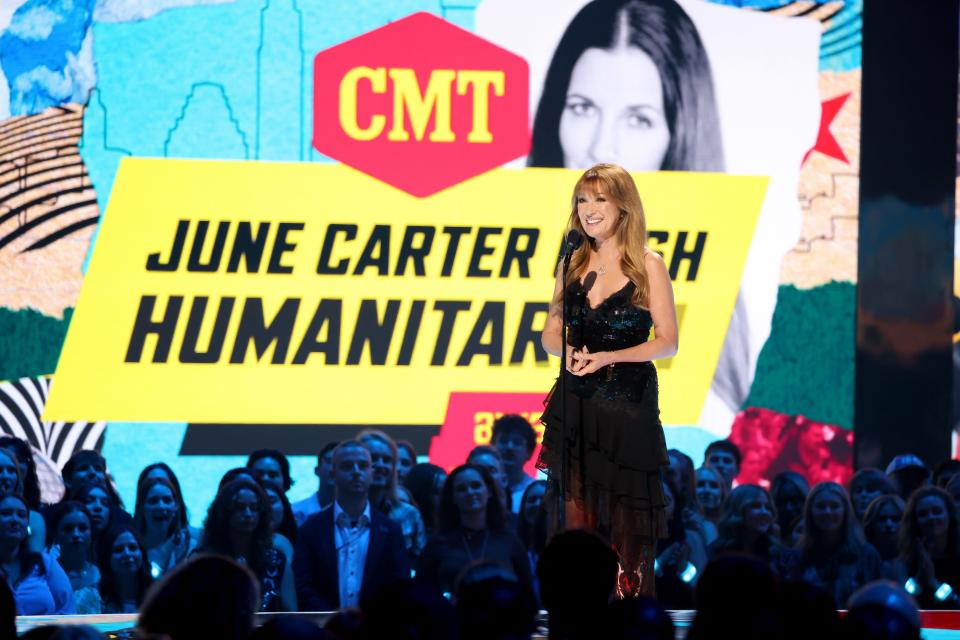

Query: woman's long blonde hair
[553,163,651,308]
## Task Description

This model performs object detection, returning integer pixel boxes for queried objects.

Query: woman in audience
[0,494,74,614]
[0,437,42,510]
[199,478,296,611]
[246,449,293,495]
[72,480,131,541]
[0,449,44,552]
[358,430,427,559]
[695,465,727,527]
[261,484,296,565]
[668,450,716,545]
[791,481,881,606]
[46,502,100,613]
[709,484,786,574]
[405,463,447,536]
[133,477,197,579]
[847,468,895,522]
[656,478,705,608]
[517,480,548,554]
[862,493,905,581]
[771,471,809,547]
[136,463,199,540]
[396,441,417,484]
[417,464,532,594]
[219,467,258,492]
[97,525,153,613]
[899,486,960,609]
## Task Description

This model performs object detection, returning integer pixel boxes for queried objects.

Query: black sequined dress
[537,279,668,544]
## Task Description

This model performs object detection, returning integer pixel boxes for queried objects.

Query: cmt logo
[313,12,529,197]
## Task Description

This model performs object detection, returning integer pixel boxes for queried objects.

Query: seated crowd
[0,422,949,639]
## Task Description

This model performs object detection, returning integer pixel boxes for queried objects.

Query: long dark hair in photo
[529,0,724,171]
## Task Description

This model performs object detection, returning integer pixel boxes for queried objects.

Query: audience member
[263,483,298,561]
[45,502,100,613]
[133,477,198,579]
[791,481,880,606]
[404,463,447,535]
[687,553,780,640]
[776,580,841,640]
[668,449,716,546]
[655,478,705,608]
[709,485,786,574]
[694,464,726,526]
[61,451,122,509]
[219,467,257,492]
[293,441,410,610]
[361,578,459,640]
[136,463,197,539]
[247,448,294,495]
[251,617,329,640]
[516,480,548,556]
[863,494,906,580]
[138,554,259,640]
[96,525,152,614]
[704,440,741,491]
[0,578,13,640]
[947,473,960,512]
[771,471,809,546]
[604,596,675,640]
[293,442,339,526]
[467,445,515,522]
[0,448,45,552]
[491,415,539,514]
[0,494,74,614]
[396,440,417,484]
[199,478,296,611]
[843,580,922,640]
[848,468,895,521]
[0,437,42,510]
[456,565,537,640]
[71,481,131,541]
[935,460,960,489]
[417,464,532,594]
[886,455,932,501]
[898,485,960,608]
[357,430,426,559]
[537,530,618,640]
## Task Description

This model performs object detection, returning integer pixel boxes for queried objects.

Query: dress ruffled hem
[537,377,669,543]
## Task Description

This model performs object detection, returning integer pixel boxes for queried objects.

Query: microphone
[563,229,583,257]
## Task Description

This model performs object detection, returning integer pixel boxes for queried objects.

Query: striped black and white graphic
[0,376,105,468]
[0,105,100,254]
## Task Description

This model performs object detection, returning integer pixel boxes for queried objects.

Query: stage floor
[15,610,960,638]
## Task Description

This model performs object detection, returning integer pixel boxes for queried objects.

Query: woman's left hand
[570,346,615,375]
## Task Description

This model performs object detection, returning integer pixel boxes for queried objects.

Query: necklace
[597,263,607,276]
[461,528,490,563]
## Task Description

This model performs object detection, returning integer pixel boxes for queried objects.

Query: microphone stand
[557,247,573,533]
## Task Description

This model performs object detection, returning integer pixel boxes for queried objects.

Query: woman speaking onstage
[539,163,677,597]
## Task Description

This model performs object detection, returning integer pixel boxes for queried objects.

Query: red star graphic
[803,93,851,165]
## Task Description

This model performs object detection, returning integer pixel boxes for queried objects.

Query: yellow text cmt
[339,66,505,143]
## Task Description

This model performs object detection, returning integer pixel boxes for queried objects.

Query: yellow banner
[44,159,766,424]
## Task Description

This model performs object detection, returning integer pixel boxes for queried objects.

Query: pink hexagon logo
[313,12,530,197]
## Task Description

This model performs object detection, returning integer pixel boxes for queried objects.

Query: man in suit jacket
[293,441,410,611]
